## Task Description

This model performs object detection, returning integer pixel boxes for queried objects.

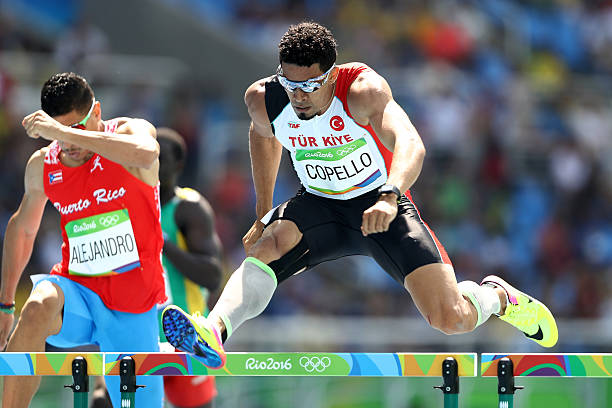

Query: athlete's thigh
[95,306,159,352]
[263,191,369,282]
[366,197,451,285]
[403,262,464,322]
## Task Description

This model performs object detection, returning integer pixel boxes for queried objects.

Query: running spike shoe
[162,305,226,368]
[481,275,558,348]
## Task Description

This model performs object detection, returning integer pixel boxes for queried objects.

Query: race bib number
[66,209,141,276]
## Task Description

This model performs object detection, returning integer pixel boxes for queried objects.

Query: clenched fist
[22,110,63,141]
[361,194,398,236]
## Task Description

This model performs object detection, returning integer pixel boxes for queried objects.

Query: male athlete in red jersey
[0,72,166,407]
[163,22,558,368]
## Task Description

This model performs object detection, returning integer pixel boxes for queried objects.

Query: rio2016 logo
[245,357,292,371]
[330,115,344,131]
[243,355,333,373]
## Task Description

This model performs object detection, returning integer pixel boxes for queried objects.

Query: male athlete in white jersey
[162,21,558,368]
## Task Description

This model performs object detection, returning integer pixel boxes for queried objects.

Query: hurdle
[482,353,612,407]
[0,352,476,407]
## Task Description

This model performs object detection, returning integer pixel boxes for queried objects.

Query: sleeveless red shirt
[43,120,166,313]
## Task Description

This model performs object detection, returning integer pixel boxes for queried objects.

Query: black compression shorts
[263,188,451,284]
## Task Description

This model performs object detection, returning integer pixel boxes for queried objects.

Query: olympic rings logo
[99,214,120,227]
[335,145,357,157]
[299,356,331,373]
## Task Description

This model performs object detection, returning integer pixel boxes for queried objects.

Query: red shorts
[164,375,217,407]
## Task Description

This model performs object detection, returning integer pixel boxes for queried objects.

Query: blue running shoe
[162,305,226,369]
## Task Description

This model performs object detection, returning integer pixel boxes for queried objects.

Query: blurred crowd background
[2,0,612,406]
[0,0,611,355]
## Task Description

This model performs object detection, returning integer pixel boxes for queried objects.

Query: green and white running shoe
[481,275,558,348]
[162,305,227,369]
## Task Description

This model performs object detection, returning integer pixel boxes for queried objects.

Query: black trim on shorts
[264,189,448,285]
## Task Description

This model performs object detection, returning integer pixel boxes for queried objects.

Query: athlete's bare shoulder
[245,75,276,134]
[245,76,274,116]
[24,148,47,193]
[27,147,47,168]
[347,68,392,125]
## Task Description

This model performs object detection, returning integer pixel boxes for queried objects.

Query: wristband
[0,302,15,315]
[377,184,402,202]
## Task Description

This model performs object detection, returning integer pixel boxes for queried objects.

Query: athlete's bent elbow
[414,142,426,164]
[134,147,159,169]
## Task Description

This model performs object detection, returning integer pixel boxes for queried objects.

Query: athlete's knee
[427,302,472,335]
[247,233,282,261]
[19,296,62,335]
[248,221,302,263]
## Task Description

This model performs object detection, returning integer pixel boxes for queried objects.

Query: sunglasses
[276,64,335,93]
[70,99,96,129]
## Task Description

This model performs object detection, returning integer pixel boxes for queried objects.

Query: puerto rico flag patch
[48,170,63,185]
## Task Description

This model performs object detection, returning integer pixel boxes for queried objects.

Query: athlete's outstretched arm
[22,109,159,169]
[162,195,223,291]
[348,71,426,236]
[0,150,48,348]
[243,80,283,252]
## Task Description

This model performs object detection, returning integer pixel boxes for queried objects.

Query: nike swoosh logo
[525,326,544,341]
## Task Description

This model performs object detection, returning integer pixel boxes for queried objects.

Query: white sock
[208,257,277,340]
[458,280,501,328]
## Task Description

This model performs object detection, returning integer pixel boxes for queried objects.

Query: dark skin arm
[162,195,223,292]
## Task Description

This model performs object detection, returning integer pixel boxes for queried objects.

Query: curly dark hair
[278,21,337,72]
[41,72,94,117]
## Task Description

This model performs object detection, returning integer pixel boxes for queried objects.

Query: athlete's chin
[67,151,90,161]
[295,111,315,120]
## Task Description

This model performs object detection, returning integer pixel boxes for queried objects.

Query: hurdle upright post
[119,356,144,408]
[433,357,459,408]
[63,356,89,408]
[497,357,523,408]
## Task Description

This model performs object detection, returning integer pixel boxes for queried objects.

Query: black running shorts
[263,189,451,284]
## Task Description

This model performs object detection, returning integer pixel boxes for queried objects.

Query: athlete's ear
[93,101,101,120]
[329,66,339,84]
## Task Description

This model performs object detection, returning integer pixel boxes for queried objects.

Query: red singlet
[43,120,166,313]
